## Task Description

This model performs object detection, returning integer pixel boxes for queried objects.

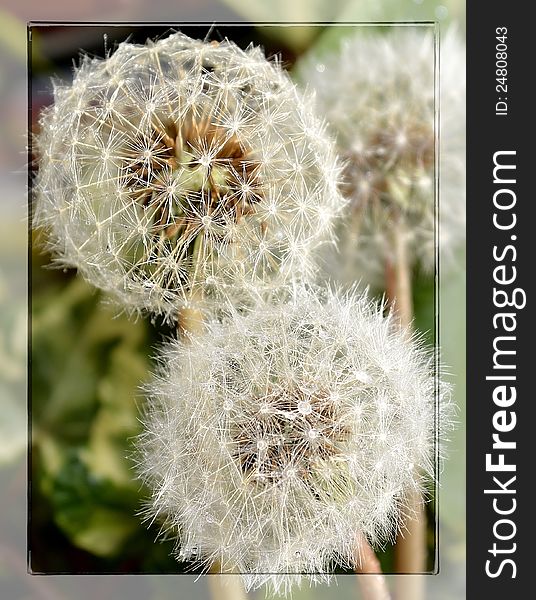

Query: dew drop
[297,400,312,415]
[354,371,372,384]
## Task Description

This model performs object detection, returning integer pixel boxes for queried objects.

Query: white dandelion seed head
[136,285,451,594]
[299,27,465,283]
[34,32,344,321]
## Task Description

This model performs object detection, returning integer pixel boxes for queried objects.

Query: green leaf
[86,341,150,485]
[50,450,140,557]
[32,273,154,558]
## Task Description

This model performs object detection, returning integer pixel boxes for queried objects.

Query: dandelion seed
[34,32,344,321]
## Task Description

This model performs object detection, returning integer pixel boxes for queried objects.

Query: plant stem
[354,533,391,600]
[177,294,247,600]
[207,568,248,600]
[177,300,204,339]
[178,235,205,339]
[385,224,412,330]
[384,223,426,600]
[393,494,427,600]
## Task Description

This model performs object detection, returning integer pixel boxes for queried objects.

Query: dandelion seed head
[136,285,451,594]
[300,27,466,282]
[34,32,344,321]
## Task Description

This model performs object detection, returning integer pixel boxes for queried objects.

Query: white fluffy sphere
[137,286,448,593]
[300,27,465,282]
[34,33,343,321]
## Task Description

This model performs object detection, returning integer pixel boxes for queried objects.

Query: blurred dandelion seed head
[137,285,450,594]
[34,32,344,321]
[301,27,466,281]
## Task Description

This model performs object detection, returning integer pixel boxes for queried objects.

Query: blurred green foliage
[30,254,179,571]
